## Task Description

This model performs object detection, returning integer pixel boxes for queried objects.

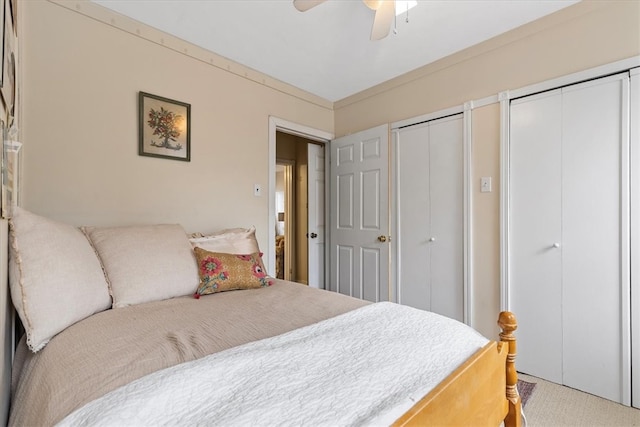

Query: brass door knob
[309,232,318,239]
[378,235,387,243]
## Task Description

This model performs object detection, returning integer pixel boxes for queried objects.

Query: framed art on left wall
[138,92,191,162]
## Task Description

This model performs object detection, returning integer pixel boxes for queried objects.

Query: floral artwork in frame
[138,92,190,162]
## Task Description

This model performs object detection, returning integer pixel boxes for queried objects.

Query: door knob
[377,235,388,243]
[552,242,560,248]
[309,232,318,239]
[429,237,436,242]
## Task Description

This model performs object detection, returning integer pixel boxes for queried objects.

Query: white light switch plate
[480,177,492,193]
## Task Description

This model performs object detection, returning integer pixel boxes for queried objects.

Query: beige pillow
[83,224,199,308]
[189,226,260,254]
[8,207,111,352]
[193,248,272,296]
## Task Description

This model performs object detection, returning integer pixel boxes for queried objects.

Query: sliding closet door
[395,115,463,321]
[510,73,631,405]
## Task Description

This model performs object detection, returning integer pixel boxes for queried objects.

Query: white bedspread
[58,302,489,427]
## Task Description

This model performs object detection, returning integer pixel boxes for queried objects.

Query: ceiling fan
[293,0,396,41]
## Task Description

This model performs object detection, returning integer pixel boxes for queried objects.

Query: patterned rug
[518,379,537,407]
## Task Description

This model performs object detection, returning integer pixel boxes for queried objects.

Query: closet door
[395,115,463,321]
[510,73,630,405]
[561,76,629,404]
[509,90,563,384]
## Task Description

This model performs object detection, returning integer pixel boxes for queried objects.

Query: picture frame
[0,0,6,91]
[1,0,15,117]
[138,91,190,162]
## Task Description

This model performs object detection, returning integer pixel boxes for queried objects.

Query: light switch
[480,177,492,193]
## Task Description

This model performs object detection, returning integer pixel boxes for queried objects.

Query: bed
[6,207,522,426]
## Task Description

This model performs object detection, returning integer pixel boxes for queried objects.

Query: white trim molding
[462,102,473,326]
[498,90,510,312]
[630,66,640,409]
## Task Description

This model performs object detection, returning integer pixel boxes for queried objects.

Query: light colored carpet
[519,373,640,426]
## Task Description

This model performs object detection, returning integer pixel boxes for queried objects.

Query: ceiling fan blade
[370,0,395,40]
[293,0,327,12]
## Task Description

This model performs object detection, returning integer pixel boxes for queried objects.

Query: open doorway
[275,131,326,287]
[275,132,310,284]
[275,160,295,281]
[268,117,332,289]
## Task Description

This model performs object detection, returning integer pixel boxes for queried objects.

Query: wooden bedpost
[498,311,522,427]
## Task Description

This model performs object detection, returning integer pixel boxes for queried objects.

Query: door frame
[629,66,639,409]
[268,117,333,284]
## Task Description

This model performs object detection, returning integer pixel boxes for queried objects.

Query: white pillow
[8,207,111,352]
[83,224,199,308]
[189,226,260,254]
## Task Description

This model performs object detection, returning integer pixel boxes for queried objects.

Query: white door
[394,115,464,321]
[307,143,325,289]
[510,73,631,405]
[510,89,564,385]
[330,124,390,302]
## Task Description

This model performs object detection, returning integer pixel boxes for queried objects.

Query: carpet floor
[518,373,640,426]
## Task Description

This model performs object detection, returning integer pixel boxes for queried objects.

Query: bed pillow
[193,248,272,297]
[189,226,260,255]
[83,224,199,308]
[8,207,112,352]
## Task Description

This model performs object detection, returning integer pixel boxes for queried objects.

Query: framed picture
[0,0,5,91]
[1,0,15,117]
[138,91,190,162]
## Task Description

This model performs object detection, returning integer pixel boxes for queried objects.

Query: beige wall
[21,0,333,255]
[471,104,501,336]
[333,0,640,337]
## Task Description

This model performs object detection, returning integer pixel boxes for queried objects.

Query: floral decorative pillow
[193,248,272,297]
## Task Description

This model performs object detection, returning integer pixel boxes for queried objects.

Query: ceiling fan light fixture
[363,0,383,11]
[395,0,417,16]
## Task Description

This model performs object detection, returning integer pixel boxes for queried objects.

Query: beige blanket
[10,280,368,426]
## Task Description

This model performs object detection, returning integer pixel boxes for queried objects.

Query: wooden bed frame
[394,311,522,427]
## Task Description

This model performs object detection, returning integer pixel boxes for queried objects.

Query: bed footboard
[499,311,522,427]
[393,311,521,427]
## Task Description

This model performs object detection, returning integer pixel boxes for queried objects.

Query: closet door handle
[552,243,561,249]
[429,237,436,242]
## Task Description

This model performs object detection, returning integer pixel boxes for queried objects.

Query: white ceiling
[91,0,580,102]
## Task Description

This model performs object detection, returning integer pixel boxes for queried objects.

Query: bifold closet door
[510,73,630,405]
[395,115,463,321]
[509,89,563,385]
